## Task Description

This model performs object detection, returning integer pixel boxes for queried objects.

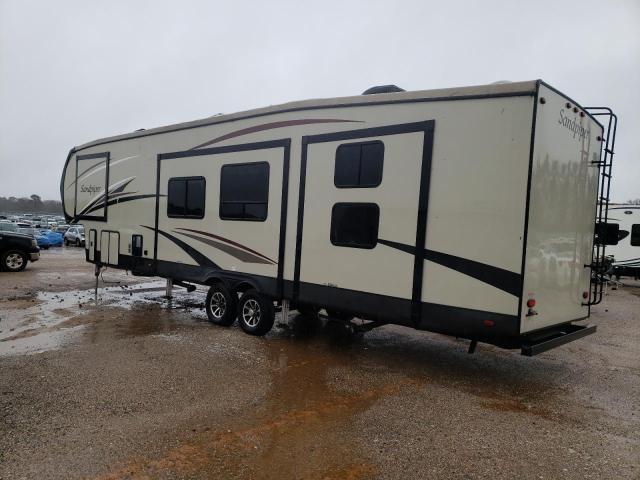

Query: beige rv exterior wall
[62,89,535,318]
[520,84,602,333]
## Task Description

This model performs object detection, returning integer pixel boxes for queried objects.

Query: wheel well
[205,277,225,288]
[234,281,256,295]
[204,277,257,296]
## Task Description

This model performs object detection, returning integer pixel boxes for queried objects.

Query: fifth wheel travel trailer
[60,80,618,356]
[606,205,640,279]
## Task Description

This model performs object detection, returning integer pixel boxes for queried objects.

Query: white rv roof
[75,80,539,151]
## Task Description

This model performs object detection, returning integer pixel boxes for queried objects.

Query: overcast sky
[0,0,638,202]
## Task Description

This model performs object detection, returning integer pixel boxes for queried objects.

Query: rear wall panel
[521,84,602,333]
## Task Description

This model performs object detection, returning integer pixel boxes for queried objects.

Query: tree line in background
[0,195,63,214]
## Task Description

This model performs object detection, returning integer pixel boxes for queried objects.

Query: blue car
[38,229,64,247]
[18,227,52,249]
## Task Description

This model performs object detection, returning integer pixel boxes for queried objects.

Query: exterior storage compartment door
[100,231,120,266]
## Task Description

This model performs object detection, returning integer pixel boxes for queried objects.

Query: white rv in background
[606,205,640,278]
[60,80,617,356]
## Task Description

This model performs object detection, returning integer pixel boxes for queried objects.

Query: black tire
[75,238,81,247]
[43,245,50,250]
[2,250,28,272]
[237,290,275,336]
[64,238,69,246]
[326,310,354,321]
[205,284,237,326]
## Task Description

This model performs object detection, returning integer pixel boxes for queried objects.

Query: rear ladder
[584,107,617,305]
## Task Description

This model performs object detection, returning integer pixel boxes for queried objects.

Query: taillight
[526,299,536,308]
[582,291,589,299]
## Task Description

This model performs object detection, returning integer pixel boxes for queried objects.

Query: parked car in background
[39,229,64,247]
[64,226,85,247]
[0,221,18,232]
[18,227,51,249]
[0,230,39,272]
[56,224,70,235]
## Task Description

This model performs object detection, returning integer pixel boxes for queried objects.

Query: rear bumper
[520,323,596,356]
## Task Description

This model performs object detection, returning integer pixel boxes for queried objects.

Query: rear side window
[334,141,384,188]
[631,224,640,247]
[167,177,206,218]
[330,203,380,249]
[220,162,269,221]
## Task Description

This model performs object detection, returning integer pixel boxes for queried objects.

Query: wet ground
[0,248,638,479]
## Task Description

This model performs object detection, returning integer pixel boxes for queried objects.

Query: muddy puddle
[93,315,419,480]
[88,311,578,480]
[0,281,207,356]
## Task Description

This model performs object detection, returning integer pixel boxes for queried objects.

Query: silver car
[64,226,85,247]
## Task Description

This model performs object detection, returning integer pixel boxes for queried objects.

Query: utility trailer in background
[605,205,640,279]
[60,80,617,355]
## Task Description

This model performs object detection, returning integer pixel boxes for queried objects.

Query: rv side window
[167,177,206,218]
[330,203,379,249]
[631,224,640,247]
[219,162,269,221]
[334,141,384,188]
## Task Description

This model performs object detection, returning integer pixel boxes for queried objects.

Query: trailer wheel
[205,284,237,326]
[237,290,275,336]
[326,310,354,322]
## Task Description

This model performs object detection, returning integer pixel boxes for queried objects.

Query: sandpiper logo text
[558,109,590,141]
[80,184,102,195]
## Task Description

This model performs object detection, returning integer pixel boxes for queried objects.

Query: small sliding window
[220,162,269,221]
[334,141,384,188]
[330,202,380,249]
[167,177,206,218]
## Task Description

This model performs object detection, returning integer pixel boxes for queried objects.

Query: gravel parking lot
[0,248,638,479]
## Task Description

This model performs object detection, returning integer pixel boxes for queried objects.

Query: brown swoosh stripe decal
[190,118,363,150]
[175,228,276,264]
[175,231,274,265]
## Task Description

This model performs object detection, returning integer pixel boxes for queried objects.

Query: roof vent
[362,85,405,95]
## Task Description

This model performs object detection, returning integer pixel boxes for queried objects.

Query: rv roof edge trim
[73,80,539,152]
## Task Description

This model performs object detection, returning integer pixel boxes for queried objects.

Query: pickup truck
[0,231,40,272]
